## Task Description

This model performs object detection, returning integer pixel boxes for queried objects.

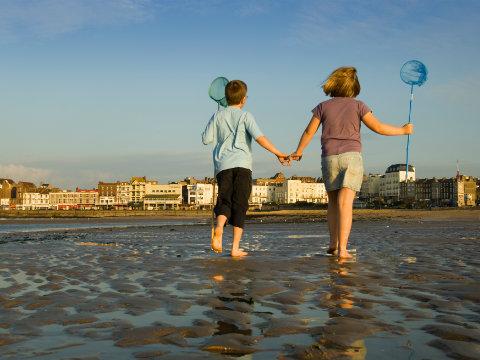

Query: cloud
[0,0,154,42]
[0,164,52,184]
[287,0,480,51]
[0,0,277,42]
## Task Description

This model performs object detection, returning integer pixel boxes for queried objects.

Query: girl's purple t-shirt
[312,97,371,157]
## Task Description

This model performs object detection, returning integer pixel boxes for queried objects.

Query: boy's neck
[230,104,244,109]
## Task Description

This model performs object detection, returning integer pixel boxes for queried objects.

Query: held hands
[289,151,303,161]
[277,153,291,166]
[402,123,414,135]
[275,150,303,166]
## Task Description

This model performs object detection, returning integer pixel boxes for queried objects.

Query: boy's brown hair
[322,67,360,98]
[225,80,247,105]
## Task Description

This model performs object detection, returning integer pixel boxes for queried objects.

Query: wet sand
[0,219,479,359]
[1,208,479,222]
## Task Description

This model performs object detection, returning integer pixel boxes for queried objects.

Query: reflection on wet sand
[0,219,479,359]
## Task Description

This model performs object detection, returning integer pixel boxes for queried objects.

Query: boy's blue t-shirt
[202,106,263,175]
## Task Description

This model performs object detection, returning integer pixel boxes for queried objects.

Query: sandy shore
[1,219,479,359]
[1,208,479,223]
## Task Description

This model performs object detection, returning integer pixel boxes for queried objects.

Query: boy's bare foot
[338,250,353,259]
[211,227,223,253]
[231,249,248,258]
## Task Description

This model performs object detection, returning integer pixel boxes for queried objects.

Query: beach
[0,215,479,359]
[1,208,479,221]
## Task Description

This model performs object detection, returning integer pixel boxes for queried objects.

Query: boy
[202,80,289,257]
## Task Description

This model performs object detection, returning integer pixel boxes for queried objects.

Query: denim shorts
[321,152,364,192]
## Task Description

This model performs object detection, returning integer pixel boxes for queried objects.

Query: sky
[0,0,479,189]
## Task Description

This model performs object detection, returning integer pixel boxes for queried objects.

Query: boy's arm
[255,136,289,164]
[202,115,215,145]
[290,115,321,160]
[245,114,289,165]
[362,112,413,136]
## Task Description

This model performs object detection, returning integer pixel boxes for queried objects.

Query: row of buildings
[359,164,478,207]
[2,164,478,211]
[0,173,328,211]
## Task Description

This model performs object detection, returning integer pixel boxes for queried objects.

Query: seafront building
[144,183,183,210]
[116,182,132,207]
[184,183,218,209]
[249,174,327,207]
[0,178,14,209]
[1,167,477,210]
[379,164,416,200]
[99,196,116,207]
[399,176,478,207]
[49,189,99,210]
[14,192,50,210]
[98,182,118,198]
[359,174,382,199]
[250,184,277,206]
[131,177,158,206]
[274,179,327,204]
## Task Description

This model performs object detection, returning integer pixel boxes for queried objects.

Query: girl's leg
[337,187,356,259]
[327,190,339,254]
[231,226,247,257]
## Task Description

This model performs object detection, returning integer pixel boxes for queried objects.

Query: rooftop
[385,164,415,174]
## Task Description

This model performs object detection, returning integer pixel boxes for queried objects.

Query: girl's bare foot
[231,249,248,258]
[327,247,337,255]
[211,227,223,253]
[338,250,353,259]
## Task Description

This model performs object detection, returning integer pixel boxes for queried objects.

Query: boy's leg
[213,170,234,252]
[337,187,356,259]
[232,226,247,257]
[326,190,339,254]
[230,168,252,257]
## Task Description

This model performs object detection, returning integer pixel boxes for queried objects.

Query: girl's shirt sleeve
[357,101,372,117]
[312,103,323,119]
[244,112,263,140]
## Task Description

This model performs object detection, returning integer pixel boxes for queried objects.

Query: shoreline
[0,208,478,223]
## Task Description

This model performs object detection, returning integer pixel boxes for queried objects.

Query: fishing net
[208,76,229,108]
[400,60,428,178]
[400,60,428,87]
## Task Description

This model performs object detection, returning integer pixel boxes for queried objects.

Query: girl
[290,67,413,259]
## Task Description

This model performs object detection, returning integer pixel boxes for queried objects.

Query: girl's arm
[290,115,321,160]
[362,112,413,136]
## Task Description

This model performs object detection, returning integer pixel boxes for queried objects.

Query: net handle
[405,84,414,180]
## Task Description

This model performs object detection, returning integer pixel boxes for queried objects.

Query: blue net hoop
[400,60,428,86]
[208,76,229,108]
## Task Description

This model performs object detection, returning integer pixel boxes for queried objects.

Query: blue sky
[0,0,479,188]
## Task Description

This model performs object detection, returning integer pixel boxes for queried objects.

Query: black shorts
[214,167,252,229]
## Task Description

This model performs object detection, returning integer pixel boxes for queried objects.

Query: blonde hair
[322,66,360,98]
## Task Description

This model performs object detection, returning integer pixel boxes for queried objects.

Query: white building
[15,192,50,210]
[276,180,327,204]
[185,183,218,208]
[144,183,182,210]
[250,185,278,206]
[0,198,9,210]
[116,182,132,207]
[99,196,115,207]
[379,164,416,199]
